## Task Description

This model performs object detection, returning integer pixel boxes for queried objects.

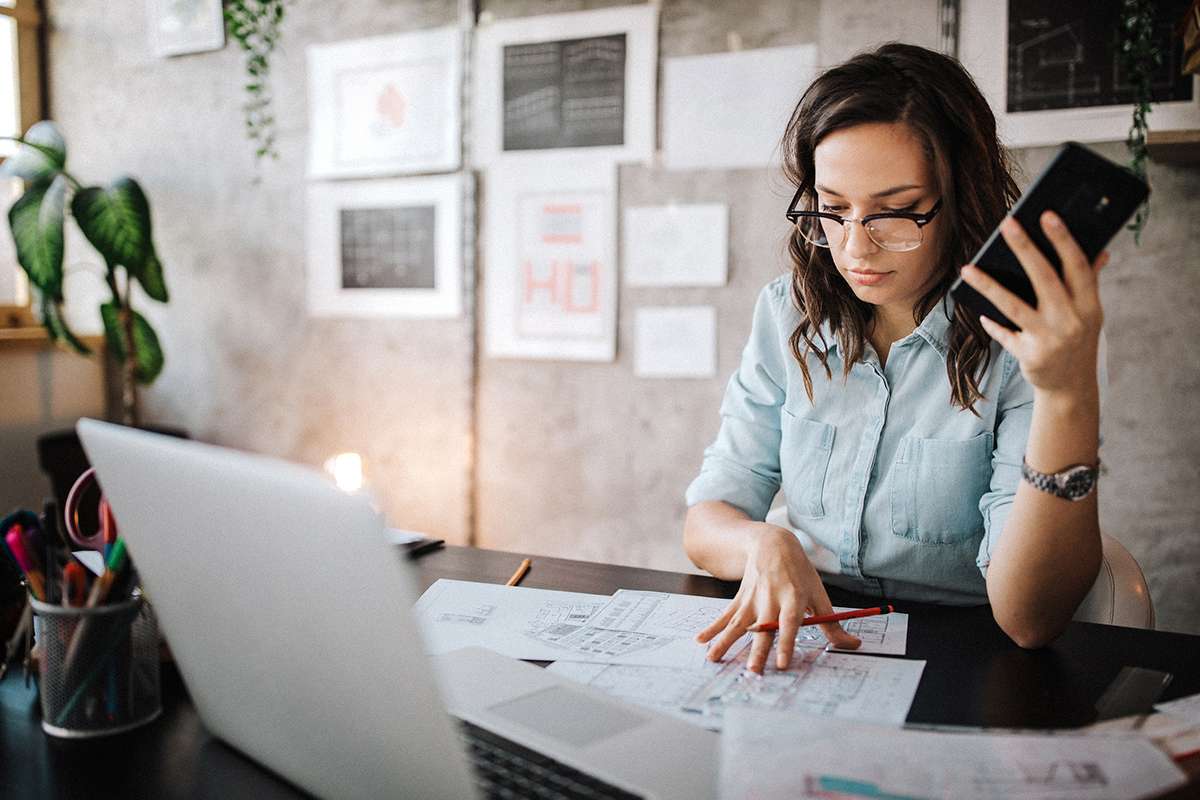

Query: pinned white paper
[623,204,728,287]
[634,307,716,378]
[662,45,819,171]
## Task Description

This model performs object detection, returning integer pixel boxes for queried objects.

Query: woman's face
[811,122,943,319]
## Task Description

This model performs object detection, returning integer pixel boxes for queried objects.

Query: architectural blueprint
[548,639,924,731]
[415,582,909,666]
[414,579,610,659]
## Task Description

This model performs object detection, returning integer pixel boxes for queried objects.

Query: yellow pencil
[505,558,532,587]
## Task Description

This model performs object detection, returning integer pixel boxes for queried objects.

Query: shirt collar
[817,293,955,362]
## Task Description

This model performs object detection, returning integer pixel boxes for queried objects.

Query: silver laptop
[77,418,717,800]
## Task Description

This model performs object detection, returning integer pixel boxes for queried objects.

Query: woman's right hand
[695,523,861,674]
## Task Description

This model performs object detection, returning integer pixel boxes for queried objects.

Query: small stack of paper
[414,579,924,731]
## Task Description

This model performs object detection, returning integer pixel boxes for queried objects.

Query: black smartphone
[949,141,1149,330]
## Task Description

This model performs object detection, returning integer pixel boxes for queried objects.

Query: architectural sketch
[550,641,925,731]
[1006,0,1193,113]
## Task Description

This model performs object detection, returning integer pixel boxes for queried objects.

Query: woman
[684,43,1107,674]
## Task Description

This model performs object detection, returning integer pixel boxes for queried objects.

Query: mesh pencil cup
[30,595,161,738]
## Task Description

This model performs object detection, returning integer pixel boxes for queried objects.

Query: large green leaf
[72,178,168,302]
[9,175,68,300]
[40,293,91,355]
[100,302,164,384]
[0,121,67,182]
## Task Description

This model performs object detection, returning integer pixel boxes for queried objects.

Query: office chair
[763,507,1155,630]
[1071,532,1155,629]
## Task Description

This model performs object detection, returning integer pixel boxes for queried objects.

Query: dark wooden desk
[3,545,1200,799]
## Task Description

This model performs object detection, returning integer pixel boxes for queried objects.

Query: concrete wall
[37,1,1200,632]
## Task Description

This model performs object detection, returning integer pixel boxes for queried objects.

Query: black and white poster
[307,175,465,318]
[502,34,627,151]
[339,206,436,290]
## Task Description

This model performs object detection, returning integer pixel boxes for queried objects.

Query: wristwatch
[1021,457,1100,501]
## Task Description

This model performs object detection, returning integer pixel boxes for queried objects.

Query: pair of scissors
[63,467,117,560]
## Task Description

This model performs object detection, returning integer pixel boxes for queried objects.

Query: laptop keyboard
[459,719,643,799]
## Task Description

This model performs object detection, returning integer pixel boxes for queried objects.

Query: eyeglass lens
[796,215,923,252]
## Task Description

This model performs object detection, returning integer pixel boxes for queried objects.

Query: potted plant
[1,120,168,427]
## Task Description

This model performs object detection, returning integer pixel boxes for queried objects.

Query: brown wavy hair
[782,42,1020,413]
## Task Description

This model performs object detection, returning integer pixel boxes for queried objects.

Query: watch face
[1060,466,1097,500]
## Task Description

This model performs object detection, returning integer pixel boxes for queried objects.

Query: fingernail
[1043,211,1061,228]
[1001,217,1016,233]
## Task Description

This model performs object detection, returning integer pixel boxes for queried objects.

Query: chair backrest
[1072,531,1155,629]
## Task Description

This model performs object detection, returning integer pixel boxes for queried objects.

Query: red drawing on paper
[377,84,407,129]
[522,260,600,313]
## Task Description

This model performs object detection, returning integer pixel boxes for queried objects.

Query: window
[0,0,44,329]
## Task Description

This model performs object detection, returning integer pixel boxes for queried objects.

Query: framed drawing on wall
[960,0,1200,147]
[307,27,462,178]
[471,4,657,166]
[483,158,617,361]
[306,173,466,318]
[146,0,225,58]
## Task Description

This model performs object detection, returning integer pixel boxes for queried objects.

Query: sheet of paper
[662,45,818,171]
[591,590,909,657]
[623,204,727,287]
[682,646,924,728]
[1088,711,1200,760]
[720,711,1187,800]
[820,607,909,656]
[546,661,721,727]
[414,579,609,659]
[1157,692,1200,725]
[483,158,618,361]
[634,307,717,378]
[550,644,924,732]
[545,590,908,668]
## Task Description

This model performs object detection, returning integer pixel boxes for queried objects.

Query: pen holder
[31,595,161,738]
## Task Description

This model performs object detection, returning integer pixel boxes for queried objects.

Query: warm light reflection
[324,452,364,493]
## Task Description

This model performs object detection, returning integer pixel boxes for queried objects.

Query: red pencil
[747,604,894,633]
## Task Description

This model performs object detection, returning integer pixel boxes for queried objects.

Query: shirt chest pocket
[779,412,835,519]
[890,432,993,545]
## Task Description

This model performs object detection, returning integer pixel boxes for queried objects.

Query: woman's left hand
[959,210,1109,396]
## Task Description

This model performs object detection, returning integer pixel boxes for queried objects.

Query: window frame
[0,0,45,330]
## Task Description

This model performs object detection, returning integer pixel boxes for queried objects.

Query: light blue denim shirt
[686,276,1034,605]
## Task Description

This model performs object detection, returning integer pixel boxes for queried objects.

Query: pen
[85,539,128,608]
[747,604,895,633]
[100,497,117,562]
[5,527,46,601]
[505,558,532,587]
[63,561,87,607]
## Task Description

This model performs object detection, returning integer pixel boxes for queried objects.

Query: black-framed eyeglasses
[785,186,943,253]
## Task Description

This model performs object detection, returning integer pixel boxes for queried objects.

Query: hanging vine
[1119,0,1161,245]
[224,0,290,161]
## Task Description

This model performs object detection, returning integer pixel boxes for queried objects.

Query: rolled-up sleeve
[685,281,790,521]
[976,350,1034,573]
